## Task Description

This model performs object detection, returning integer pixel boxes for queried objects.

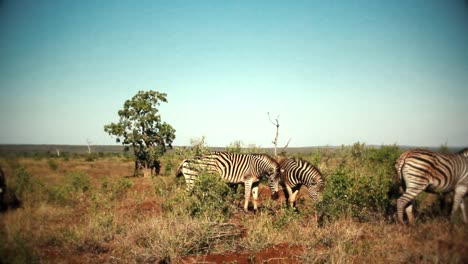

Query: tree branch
[267,112,280,157]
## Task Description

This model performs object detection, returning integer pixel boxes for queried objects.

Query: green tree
[104,90,176,177]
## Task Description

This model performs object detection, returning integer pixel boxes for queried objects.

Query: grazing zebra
[395,148,468,225]
[177,152,281,212]
[278,157,324,208]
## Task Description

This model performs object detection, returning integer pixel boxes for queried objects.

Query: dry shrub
[111,216,244,262]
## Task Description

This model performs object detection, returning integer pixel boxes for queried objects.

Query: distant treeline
[0,144,125,156]
[0,144,463,157]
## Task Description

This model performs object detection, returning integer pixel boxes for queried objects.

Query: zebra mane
[293,158,325,184]
[208,151,279,166]
[252,153,278,163]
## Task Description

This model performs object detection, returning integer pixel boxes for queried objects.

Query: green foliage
[84,153,101,162]
[439,142,449,153]
[104,90,176,175]
[48,172,90,205]
[316,145,401,223]
[316,167,353,221]
[68,172,90,193]
[100,178,134,201]
[159,152,178,176]
[0,231,37,264]
[272,207,302,229]
[166,173,237,221]
[190,136,210,157]
[225,141,265,154]
[11,166,33,199]
[225,140,243,153]
[47,159,59,171]
[189,173,237,221]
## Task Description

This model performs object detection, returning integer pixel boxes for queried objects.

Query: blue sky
[1,0,467,147]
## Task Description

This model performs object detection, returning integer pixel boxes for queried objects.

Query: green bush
[272,207,302,229]
[68,172,90,193]
[100,178,134,201]
[225,140,243,153]
[48,159,59,171]
[316,162,396,223]
[48,172,90,205]
[10,166,40,201]
[189,173,237,221]
[348,145,399,217]
[316,167,353,221]
[0,231,37,264]
[166,173,237,221]
[85,153,100,162]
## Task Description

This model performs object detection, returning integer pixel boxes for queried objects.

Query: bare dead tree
[268,112,291,158]
[268,112,280,157]
[86,138,92,154]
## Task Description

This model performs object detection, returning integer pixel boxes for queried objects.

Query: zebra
[278,157,324,208]
[176,152,281,212]
[395,148,468,225]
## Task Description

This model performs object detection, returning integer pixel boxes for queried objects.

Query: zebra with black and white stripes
[395,148,468,224]
[177,152,281,212]
[278,157,324,208]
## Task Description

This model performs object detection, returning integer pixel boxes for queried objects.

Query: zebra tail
[395,151,411,189]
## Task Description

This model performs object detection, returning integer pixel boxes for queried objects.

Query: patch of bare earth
[178,243,305,264]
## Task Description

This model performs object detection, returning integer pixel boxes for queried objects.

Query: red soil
[178,243,305,264]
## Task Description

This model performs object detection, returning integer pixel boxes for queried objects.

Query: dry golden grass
[0,156,467,263]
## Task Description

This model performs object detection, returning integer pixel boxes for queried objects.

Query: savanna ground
[1,144,467,263]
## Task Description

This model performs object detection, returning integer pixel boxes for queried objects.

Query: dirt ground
[178,243,305,264]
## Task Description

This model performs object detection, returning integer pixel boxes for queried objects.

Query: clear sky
[1,0,467,148]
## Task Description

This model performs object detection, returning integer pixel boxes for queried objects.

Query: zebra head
[254,154,281,199]
[269,168,281,200]
[307,180,324,202]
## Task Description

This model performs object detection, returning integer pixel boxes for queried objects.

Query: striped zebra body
[396,148,468,224]
[177,152,281,212]
[278,158,324,208]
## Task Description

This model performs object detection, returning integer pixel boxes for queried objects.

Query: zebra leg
[460,200,467,224]
[397,188,424,225]
[284,185,294,208]
[252,182,259,212]
[288,186,300,209]
[243,180,253,213]
[405,204,415,225]
[397,174,428,225]
[450,186,467,223]
[397,195,410,224]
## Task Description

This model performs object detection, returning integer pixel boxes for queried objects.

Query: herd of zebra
[177,148,468,225]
